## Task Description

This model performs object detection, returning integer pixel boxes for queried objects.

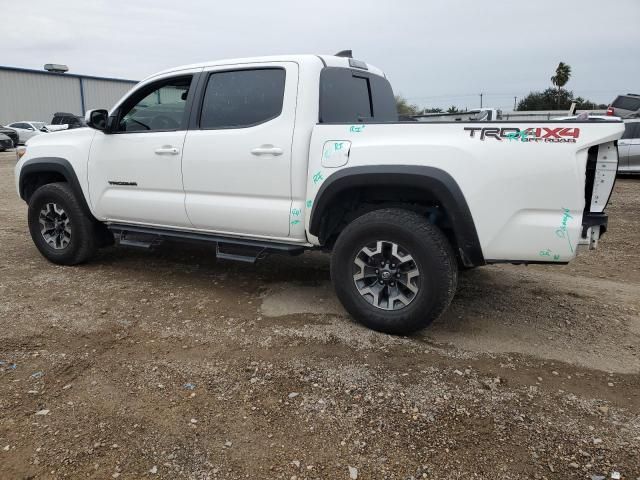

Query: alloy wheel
[352,240,420,310]
[39,202,71,250]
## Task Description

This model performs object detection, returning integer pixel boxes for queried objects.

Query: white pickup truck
[14,52,624,334]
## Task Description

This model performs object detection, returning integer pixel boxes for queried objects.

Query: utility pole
[480,93,483,108]
[513,96,517,110]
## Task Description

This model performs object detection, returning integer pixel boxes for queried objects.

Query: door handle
[155,146,180,155]
[251,145,283,156]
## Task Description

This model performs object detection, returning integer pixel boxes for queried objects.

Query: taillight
[606,106,614,116]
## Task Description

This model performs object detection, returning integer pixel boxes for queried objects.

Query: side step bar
[215,244,264,264]
[108,224,305,262]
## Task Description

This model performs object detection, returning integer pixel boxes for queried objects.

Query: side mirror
[85,109,109,132]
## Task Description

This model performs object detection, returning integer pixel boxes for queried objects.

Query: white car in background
[7,121,48,144]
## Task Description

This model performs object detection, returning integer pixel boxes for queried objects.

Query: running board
[215,244,264,263]
[108,223,305,262]
[119,238,154,249]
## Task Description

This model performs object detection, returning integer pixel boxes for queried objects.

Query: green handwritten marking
[312,171,323,185]
[506,129,534,142]
[291,208,301,217]
[349,125,365,133]
[555,208,574,253]
[306,200,313,208]
[323,149,331,159]
[334,142,343,150]
[290,220,301,225]
[539,250,562,261]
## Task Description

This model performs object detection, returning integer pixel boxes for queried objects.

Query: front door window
[117,77,192,132]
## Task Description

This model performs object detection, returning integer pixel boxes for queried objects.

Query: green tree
[574,97,608,110]
[516,88,607,111]
[517,88,573,110]
[550,62,572,107]
[395,94,421,116]
[446,105,459,114]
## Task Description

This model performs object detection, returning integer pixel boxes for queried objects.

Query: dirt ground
[0,151,638,480]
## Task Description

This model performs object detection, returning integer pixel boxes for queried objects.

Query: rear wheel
[330,208,457,334]
[27,183,98,265]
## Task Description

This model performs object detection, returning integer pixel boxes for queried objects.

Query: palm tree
[550,62,572,108]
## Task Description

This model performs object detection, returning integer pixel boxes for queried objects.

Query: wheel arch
[309,165,485,267]
[19,157,94,219]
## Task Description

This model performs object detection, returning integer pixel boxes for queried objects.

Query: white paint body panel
[14,54,625,263]
[87,130,191,227]
[181,62,299,238]
[304,122,624,262]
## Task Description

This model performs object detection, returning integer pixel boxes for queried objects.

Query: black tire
[27,182,98,265]
[330,208,457,335]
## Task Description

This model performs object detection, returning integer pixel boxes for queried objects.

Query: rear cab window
[319,67,398,123]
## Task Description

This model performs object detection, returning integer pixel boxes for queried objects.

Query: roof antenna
[334,50,353,58]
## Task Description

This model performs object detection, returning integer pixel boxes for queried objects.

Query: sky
[2,0,639,111]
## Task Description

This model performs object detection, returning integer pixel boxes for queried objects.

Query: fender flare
[19,157,94,218]
[309,165,485,266]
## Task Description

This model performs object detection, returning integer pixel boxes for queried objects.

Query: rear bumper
[582,212,608,235]
[580,212,608,250]
[580,141,617,250]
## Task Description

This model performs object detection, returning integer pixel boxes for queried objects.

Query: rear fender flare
[309,165,484,266]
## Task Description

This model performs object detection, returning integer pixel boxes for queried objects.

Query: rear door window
[199,68,286,129]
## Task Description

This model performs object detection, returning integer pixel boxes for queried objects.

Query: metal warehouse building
[0,66,138,125]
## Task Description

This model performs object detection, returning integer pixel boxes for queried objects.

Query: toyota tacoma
[14,52,624,334]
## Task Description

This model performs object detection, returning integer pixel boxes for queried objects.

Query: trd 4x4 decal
[464,126,580,143]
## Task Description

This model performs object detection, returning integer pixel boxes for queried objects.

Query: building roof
[0,65,137,84]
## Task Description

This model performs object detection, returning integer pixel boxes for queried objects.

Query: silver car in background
[607,94,640,118]
[619,119,640,173]
[6,121,48,144]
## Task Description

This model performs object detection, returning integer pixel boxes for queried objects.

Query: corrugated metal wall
[82,78,134,112]
[0,68,136,125]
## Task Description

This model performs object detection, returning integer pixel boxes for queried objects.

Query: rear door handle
[155,146,180,155]
[251,145,283,156]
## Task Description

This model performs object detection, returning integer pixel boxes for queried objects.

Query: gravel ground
[0,151,638,479]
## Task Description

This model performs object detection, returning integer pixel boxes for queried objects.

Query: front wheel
[27,182,98,265]
[330,208,457,334]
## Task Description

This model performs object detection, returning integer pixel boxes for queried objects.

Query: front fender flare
[19,156,94,218]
